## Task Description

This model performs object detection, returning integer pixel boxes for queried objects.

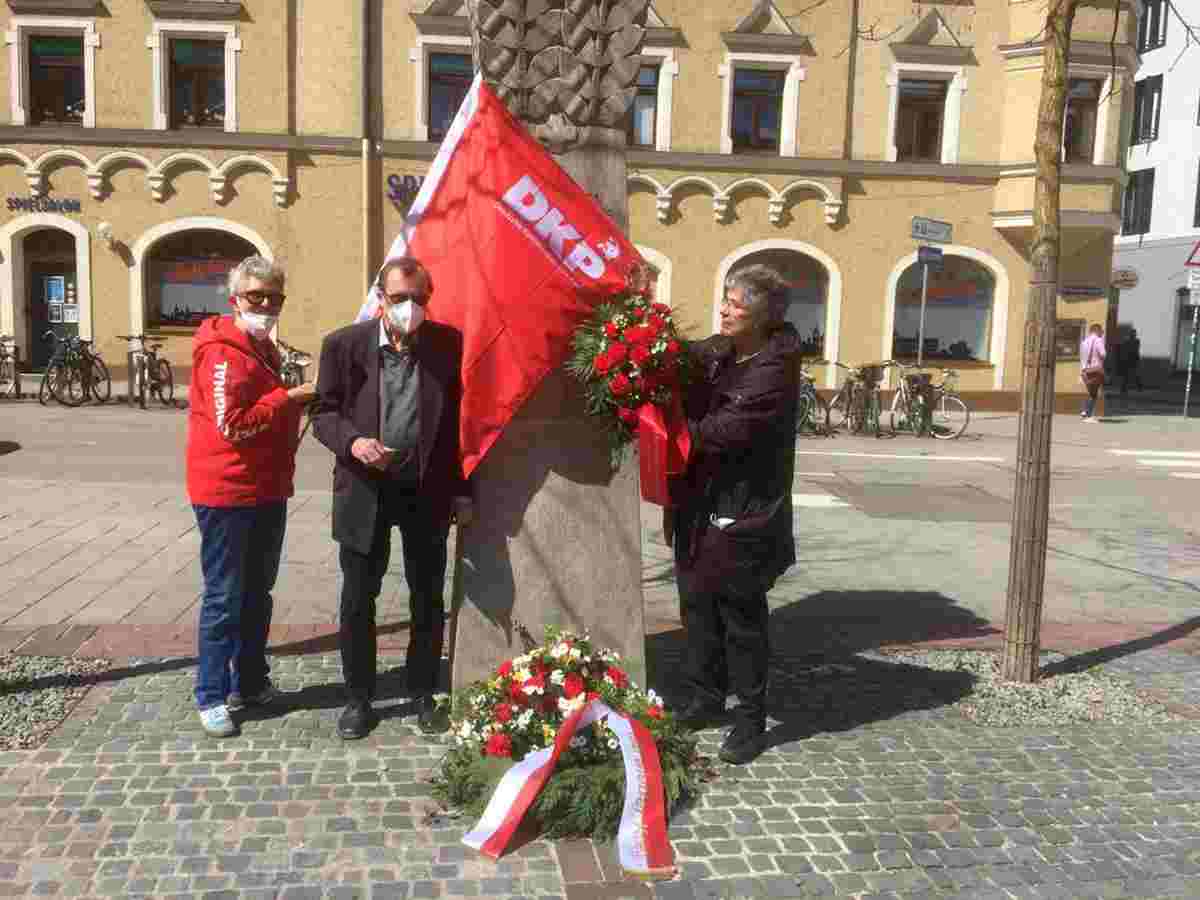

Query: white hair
[227,255,285,295]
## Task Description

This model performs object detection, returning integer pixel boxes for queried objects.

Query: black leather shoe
[676,698,726,731]
[337,703,372,740]
[719,725,767,765]
[415,694,450,735]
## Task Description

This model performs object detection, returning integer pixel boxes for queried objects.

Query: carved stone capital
[468,0,650,151]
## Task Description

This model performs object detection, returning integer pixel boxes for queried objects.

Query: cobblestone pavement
[3,640,1200,899]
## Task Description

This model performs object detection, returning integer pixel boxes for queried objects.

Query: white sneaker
[226,681,278,712]
[199,705,237,738]
[1084,416,1099,423]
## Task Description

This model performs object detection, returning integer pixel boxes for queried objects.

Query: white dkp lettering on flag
[502,175,606,280]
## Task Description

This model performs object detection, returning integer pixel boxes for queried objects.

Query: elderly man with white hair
[185,255,315,738]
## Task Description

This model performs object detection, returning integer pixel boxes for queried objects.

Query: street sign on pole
[918,245,943,265]
[1188,268,1200,297]
[1185,239,1200,268]
[911,216,953,244]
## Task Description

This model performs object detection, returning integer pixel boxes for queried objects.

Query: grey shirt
[378,323,421,484]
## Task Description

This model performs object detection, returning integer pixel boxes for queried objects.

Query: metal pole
[917,260,930,369]
[1184,303,1198,420]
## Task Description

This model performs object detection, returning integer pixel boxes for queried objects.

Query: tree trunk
[1002,0,1075,683]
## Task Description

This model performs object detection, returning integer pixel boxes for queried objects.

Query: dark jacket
[673,324,801,590]
[312,318,470,554]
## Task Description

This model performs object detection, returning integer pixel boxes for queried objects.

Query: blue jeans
[193,502,287,710]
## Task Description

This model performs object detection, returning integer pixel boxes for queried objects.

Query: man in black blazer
[312,256,472,739]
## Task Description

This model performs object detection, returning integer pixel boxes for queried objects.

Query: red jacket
[186,316,302,507]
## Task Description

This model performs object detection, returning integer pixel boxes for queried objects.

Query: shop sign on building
[7,197,82,213]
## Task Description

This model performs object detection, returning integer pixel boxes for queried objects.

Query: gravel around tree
[0,653,111,750]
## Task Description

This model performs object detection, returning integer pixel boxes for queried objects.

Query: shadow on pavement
[1041,615,1200,677]
[0,440,18,455]
[0,622,414,695]
[647,590,994,743]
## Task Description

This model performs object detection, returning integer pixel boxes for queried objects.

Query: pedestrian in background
[186,256,315,738]
[1080,322,1106,422]
[1121,327,1143,394]
[669,264,800,765]
[312,256,473,741]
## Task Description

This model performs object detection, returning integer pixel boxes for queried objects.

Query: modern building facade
[1112,0,1200,384]
[0,0,1137,406]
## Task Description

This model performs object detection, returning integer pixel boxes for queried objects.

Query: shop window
[427,52,472,143]
[892,255,995,362]
[170,38,225,128]
[731,68,784,153]
[1063,78,1101,163]
[28,35,85,125]
[894,79,947,163]
[1138,0,1167,53]
[626,64,659,148]
[1121,168,1155,236]
[731,248,829,358]
[146,230,257,328]
[1132,75,1163,145]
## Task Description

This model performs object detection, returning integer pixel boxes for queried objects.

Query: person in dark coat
[312,256,473,740]
[668,263,800,765]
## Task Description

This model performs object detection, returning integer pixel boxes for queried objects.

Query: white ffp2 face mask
[239,310,278,338]
[386,300,426,336]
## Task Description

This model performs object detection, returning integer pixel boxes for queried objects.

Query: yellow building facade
[0,0,1137,406]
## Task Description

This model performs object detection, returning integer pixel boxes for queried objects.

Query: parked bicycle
[886,361,970,440]
[117,334,174,408]
[795,360,830,435]
[0,334,19,399]
[36,331,110,407]
[828,361,885,436]
[278,339,313,388]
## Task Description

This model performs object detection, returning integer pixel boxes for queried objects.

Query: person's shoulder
[422,320,463,351]
[324,318,377,347]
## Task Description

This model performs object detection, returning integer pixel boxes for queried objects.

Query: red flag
[360,76,641,477]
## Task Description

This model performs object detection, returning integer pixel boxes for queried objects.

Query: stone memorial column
[449,0,652,690]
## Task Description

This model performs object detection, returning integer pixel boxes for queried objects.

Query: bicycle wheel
[795,392,815,434]
[38,368,52,405]
[865,391,882,437]
[52,358,87,406]
[154,359,174,406]
[887,390,907,435]
[930,393,969,440]
[812,394,831,435]
[0,357,15,399]
[89,357,111,403]
[828,388,851,431]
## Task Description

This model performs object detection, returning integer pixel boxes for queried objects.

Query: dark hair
[378,256,433,296]
[1089,323,1103,335]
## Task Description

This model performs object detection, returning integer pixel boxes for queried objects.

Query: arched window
[729,248,829,357]
[892,255,995,362]
[145,229,258,328]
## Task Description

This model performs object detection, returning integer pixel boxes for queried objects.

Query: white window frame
[718,52,805,157]
[147,20,240,133]
[1062,65,1114,166]
[409,34,471,142]
[6,17,99,128]
[634,46,678,152]
[885,63,967,164]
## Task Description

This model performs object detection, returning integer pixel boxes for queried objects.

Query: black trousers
[678,530,769,731]
[337,486,450,704]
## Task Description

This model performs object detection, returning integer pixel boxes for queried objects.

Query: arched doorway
[24,228,78,369]
[890,254,996,362]
[728,248,829,358]
[143,229,258,329]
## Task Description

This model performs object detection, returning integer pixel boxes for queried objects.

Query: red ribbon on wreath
[636,393,691,507]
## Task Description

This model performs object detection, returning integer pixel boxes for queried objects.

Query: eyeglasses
[383,291,429,306]
[238,291,286,308]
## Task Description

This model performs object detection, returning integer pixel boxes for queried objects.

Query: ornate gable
[723,1,812,54]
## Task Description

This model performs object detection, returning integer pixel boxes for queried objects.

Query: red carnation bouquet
[568,285,693,504]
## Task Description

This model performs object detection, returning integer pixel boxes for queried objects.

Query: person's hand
[453,496,475,528]
[662,507,675,547]
[350,437,394,470]
[288,382,316,404]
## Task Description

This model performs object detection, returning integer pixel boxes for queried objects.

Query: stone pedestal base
[449,371,646,691]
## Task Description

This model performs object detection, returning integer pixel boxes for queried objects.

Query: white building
[1112,0,1200,382]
